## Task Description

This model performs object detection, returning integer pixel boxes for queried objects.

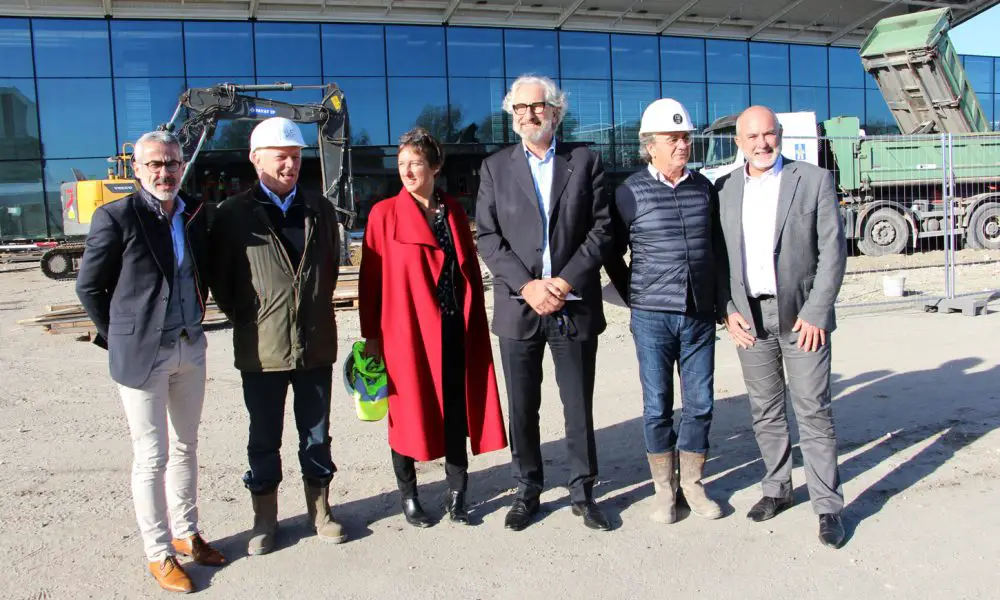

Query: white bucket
[882,273,906,297]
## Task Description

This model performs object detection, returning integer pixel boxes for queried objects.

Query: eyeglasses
[512,102,550,116]
[138,160,183,173]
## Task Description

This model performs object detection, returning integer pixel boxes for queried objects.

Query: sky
[950,4,1000,57]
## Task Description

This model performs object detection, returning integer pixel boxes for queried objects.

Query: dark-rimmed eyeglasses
[138,160,183,173]
[512,102,550,116]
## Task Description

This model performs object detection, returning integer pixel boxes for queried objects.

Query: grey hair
[502,75,568,126]
[638,133,657,164]
[134,130,182,161]
[735,106,783,137]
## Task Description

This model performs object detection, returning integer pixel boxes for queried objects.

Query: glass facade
[0,16,998,241]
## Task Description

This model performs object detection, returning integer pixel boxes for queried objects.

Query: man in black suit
[476,75,613,532]
[76,131,225,594]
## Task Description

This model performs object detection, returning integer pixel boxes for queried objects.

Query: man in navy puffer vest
[605,98,727,525]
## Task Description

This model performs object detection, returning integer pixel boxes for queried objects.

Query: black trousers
[498,315,599,504]
[392,309,469,498]
[240,366,336,495]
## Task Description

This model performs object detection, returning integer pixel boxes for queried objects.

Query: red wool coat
[358,188,508,462]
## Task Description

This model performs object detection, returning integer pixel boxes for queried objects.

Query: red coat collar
[390,187,473,269]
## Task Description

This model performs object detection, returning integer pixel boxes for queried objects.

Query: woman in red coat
[358,128,507,528]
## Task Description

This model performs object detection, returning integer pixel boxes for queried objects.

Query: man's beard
[143,176,179,202]
[514,117,556,145]
[748,146,781,171]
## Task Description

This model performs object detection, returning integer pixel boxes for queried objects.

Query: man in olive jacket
[209,117,344,555]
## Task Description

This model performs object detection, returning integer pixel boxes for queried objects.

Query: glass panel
[829,87,865,123]
[661,82,708,130]
[994,94,1000,131]
[749,43,789,85]
[613,81,656,169]
[829,47,864,88]
[185,77,257,151]
[254,23,321,77]
[0,160,46,240]
[977,93,994,129]
[44,157,110,236]
[661,37,705,83]
[612,34,657,81]
[505,29,558,80]
[707,83,749,125]
[560,79,612,146]
[323,24,385,77]
[0,18,34,77]
[751,85,790,112]
[964,56,994,95]
[111,21,184,77]
[184,22,254,77]
[32,19,111,78]
[328,76,388,145]
[865,88,898,134]
[37,79,116,159]
[560,32,610,79]
[256,77,324,145]
[385,26,445,77]
[792,86,829,122]
[114,78,186,150]
[387,77,448,142]
[790,45,827,87]
[447,28,503,77]
[706,40,748,84]
[0,79,41,160]
[448,78,506,144]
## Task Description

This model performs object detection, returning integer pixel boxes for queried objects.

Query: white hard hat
[250,117,307,151]
[639,98,694,135]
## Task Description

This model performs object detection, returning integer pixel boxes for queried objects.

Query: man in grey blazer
[715,106,847,549]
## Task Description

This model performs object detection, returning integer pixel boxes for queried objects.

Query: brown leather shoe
[148,556,194,593]
[172,533,227,566]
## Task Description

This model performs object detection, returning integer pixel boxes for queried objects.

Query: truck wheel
[858,208,909,256]
[966,204,1000,250]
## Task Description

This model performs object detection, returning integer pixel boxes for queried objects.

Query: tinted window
[792,87,829,122]
[964,56,994,95]
[829,87,865,125]
[707,83,749,124]
[977,93,994,129]
[111,21,183,77]
[44,157,110,235]
[661,37,705,83]
[750,43,789,86]
[790,45,827,87]
[662,82,708,130]
[33,19,111,78]
[561,79,612,145]
[751,85,790,113]
[994,94,1000,131]
[613,81,657,169]
[448,78,506,144]
[114,78,186,150]
[255,77,324,145]
[185,77,256,151]
[0,18,34,77]
[254,23,321,77]
[706,40,748,84]
[329,77,388,145]
[184,22,254,77]
[0,160,47,240]
[323,24,385,77]
[0,79,41,160]
[865,88,897,134]
[612,35,657,81]
[447,28,502,77]
[387,77,448,142]
[505,29,558,80]
[385,26,445,77]
[37,79,116,159]
[560,32,610,79]
[829,47,864,88]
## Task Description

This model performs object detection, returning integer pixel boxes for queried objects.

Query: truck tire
[858,208,909,256]
[966,204,1000,250]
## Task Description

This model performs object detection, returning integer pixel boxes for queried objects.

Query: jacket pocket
[108,320,135,335]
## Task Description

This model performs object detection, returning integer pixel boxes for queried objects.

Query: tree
[414,104,463,141]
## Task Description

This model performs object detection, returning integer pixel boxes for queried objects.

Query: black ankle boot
[447,490,470,525]
[401,497,433,528]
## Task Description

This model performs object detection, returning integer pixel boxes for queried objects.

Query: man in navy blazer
[476,75,613,532]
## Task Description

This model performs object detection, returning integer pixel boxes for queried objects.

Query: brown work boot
[304,482,347,544]
[247,491,278,556]
[172,533,227,566]
[679,451,723,519]
[646,451,678,524]
[148,556,194,593]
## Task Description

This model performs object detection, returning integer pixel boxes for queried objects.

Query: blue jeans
[631,309,716,454]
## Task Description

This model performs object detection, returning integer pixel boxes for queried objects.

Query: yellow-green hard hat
[343,341,388,421]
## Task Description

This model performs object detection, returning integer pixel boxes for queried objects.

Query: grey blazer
[715,159,846,337]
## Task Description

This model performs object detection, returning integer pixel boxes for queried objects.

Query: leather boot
[678,451,722,519]
[304,482,347,544]
[646,452,678,524]
[447,490,470,525]
[247,491,278,556]
[402,497,434,528]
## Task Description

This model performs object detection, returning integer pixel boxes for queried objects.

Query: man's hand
[522,279,565,315]
[725,312,756,349]
[363,338,383,364]
[792,317,827,352]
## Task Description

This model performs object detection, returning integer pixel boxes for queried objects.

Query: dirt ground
[1,262,999,600]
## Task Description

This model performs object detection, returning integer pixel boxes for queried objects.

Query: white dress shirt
[648,164,690,188]
[741,155,783,297]
[525,137,557,278]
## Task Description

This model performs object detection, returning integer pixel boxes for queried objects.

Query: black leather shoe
[571,501,612,531]
[401,497,434,528]
[819,513,846,549]
[447,490,470,525]
[504,498,540,531]
[746,496,793,522]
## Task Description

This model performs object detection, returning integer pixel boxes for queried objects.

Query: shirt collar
[259,181,297,210]
[648,163,690,186]
[523,136,557,162]
[139,187,183,220]
[744,154,783,182]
